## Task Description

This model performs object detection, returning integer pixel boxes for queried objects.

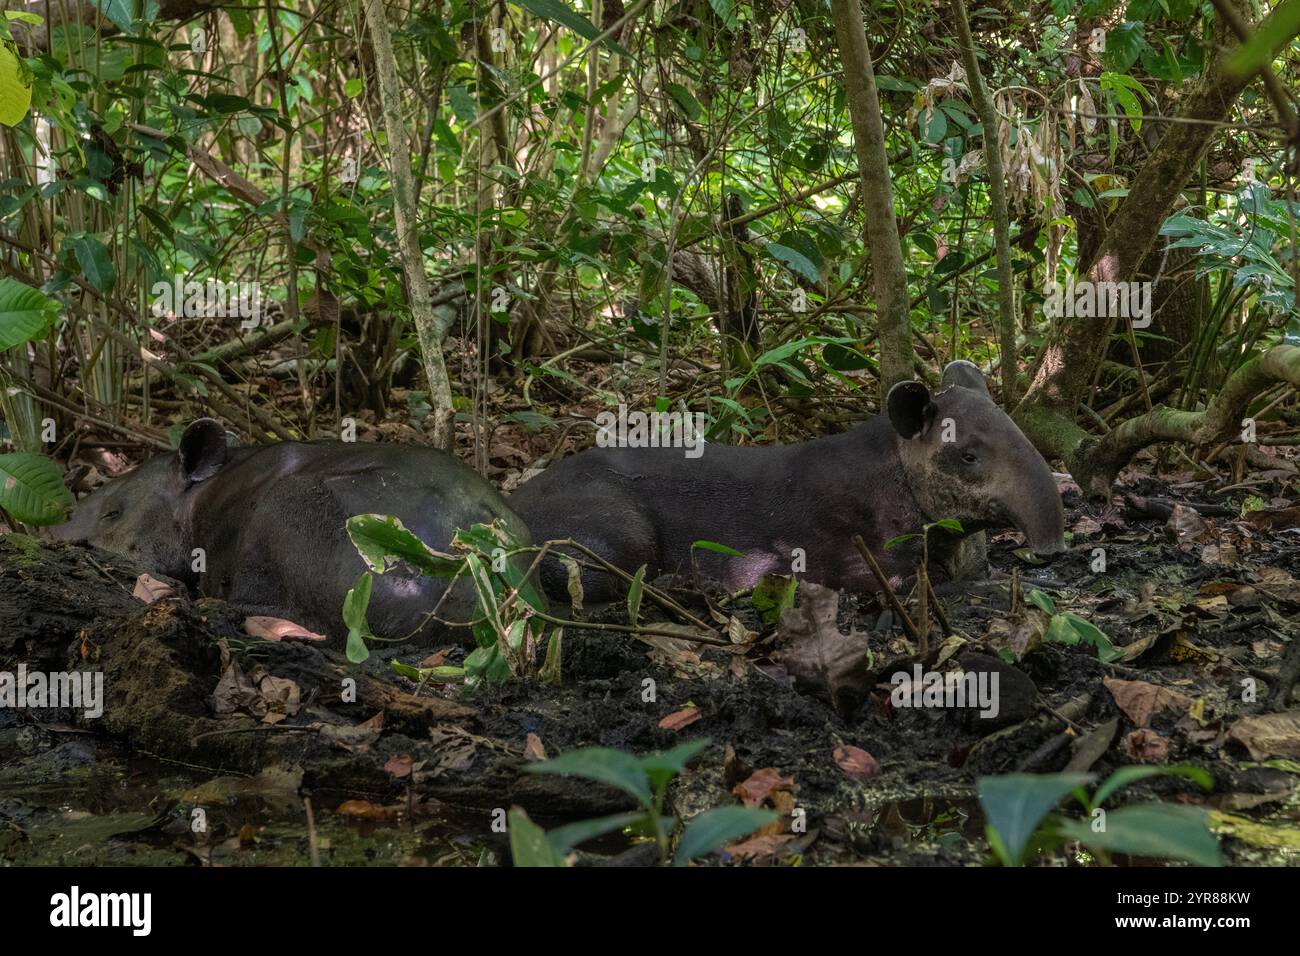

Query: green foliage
[516,740,776,866]
[1027,589,1123,663]
[343,518,552,682]
[0,279,60,350]
[0,453,75,525]
[978,765,1218,866]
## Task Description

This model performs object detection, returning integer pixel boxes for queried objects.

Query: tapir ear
[886,381,937,439]
[941,359,990,396]
[178,418,229,483]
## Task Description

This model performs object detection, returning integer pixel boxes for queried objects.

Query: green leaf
[665,83,702,120]
[346,514,464,577]
[641,738,710,792]
[977,773,1093,866]
[343,78,363,98]
[69,234,116,295]
[0,41,33,127]
[512,0,627,53]
[691,539,745,558]
[545,811,647,854]
[751,573,797,626]
[92,0,135,34]
[884,532,921,550]
[1057,804,1221,866]
[1101,22,1146,74]
[342,571,373,664]
[673,806,777,866]
[764,241,820,283]
[0,453,74,525]
[524,746,652,807]
[626,563,646,626]
[1026,589,1057,614]
[0,277,60,350]
[508,807,570,867]
[1092,765,1214,809]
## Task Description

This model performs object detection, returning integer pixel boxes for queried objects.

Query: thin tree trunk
[830,0,913,401]
[950,0,1017,406]
[359,0,455,449]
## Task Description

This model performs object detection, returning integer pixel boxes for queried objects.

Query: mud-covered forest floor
[2,461,1299,867]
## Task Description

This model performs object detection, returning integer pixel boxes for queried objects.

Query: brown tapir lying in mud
[51,419,532,644]
[510,361,1066,601]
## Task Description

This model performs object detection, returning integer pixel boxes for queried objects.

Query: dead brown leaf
[132,573,176,604]
[524,732,547,761]
[384,754,414,779]
[1227,711,1300,760]
[833,745,879,781]
[774,582,873,715]
[244,616,327,643]
[659,706,702,731]
[731,768,796,808]
[1104,677,1192,728]
[1121,728,1170,763]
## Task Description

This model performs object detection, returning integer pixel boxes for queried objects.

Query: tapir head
[887,361,1065,558]
[50,419,231,579]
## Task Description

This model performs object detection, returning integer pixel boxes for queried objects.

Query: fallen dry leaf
[724,833,795,861]
[1227,711,1300,760]
[659,706,702,731]
[774,582,873,715]
[732,768,796,808]
[384,754,413,779]
[244,616,327,643]
[1104,677,1192,728]
[1166,505,1208,548]
[833,745,879,781]
[524,732,547,761]
[132,573,176,604]
[1121,728,1170,763]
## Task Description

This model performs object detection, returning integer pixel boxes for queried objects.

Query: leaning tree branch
[1074,345,1300,495]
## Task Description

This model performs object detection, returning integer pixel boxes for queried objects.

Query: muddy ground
[1,473,1299,867]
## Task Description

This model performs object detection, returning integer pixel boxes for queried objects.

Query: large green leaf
[977,773,1092,866]
[508,807,570,867]
[346,514,464,577]
[0,278,59,350]
[1092,765,1214,808]
[342,571,373,663]
[0,40,33,127]
[0,453,75,525]
[68,234,116,295]
[524,746,652,807]
[1057,804,1221,866]
[673,805,777,866]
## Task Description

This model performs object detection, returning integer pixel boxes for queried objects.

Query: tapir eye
[100,509,121,523]
[961,451,979,465]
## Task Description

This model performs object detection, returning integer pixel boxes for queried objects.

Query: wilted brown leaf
[1121,728,1170,763]
[659,706,702,731]
[133,573,176,604]
[732,768,796,808]
[833,745,879,781]
[1227,711,1300,760]
[524,732,547,761]
[1104,677,1192,728]
[384,754,413,779]
[774,582,873,715]
[244,616,327,643]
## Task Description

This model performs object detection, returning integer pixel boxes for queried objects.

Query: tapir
[510,361,1065,601]
[51,419,533,645]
